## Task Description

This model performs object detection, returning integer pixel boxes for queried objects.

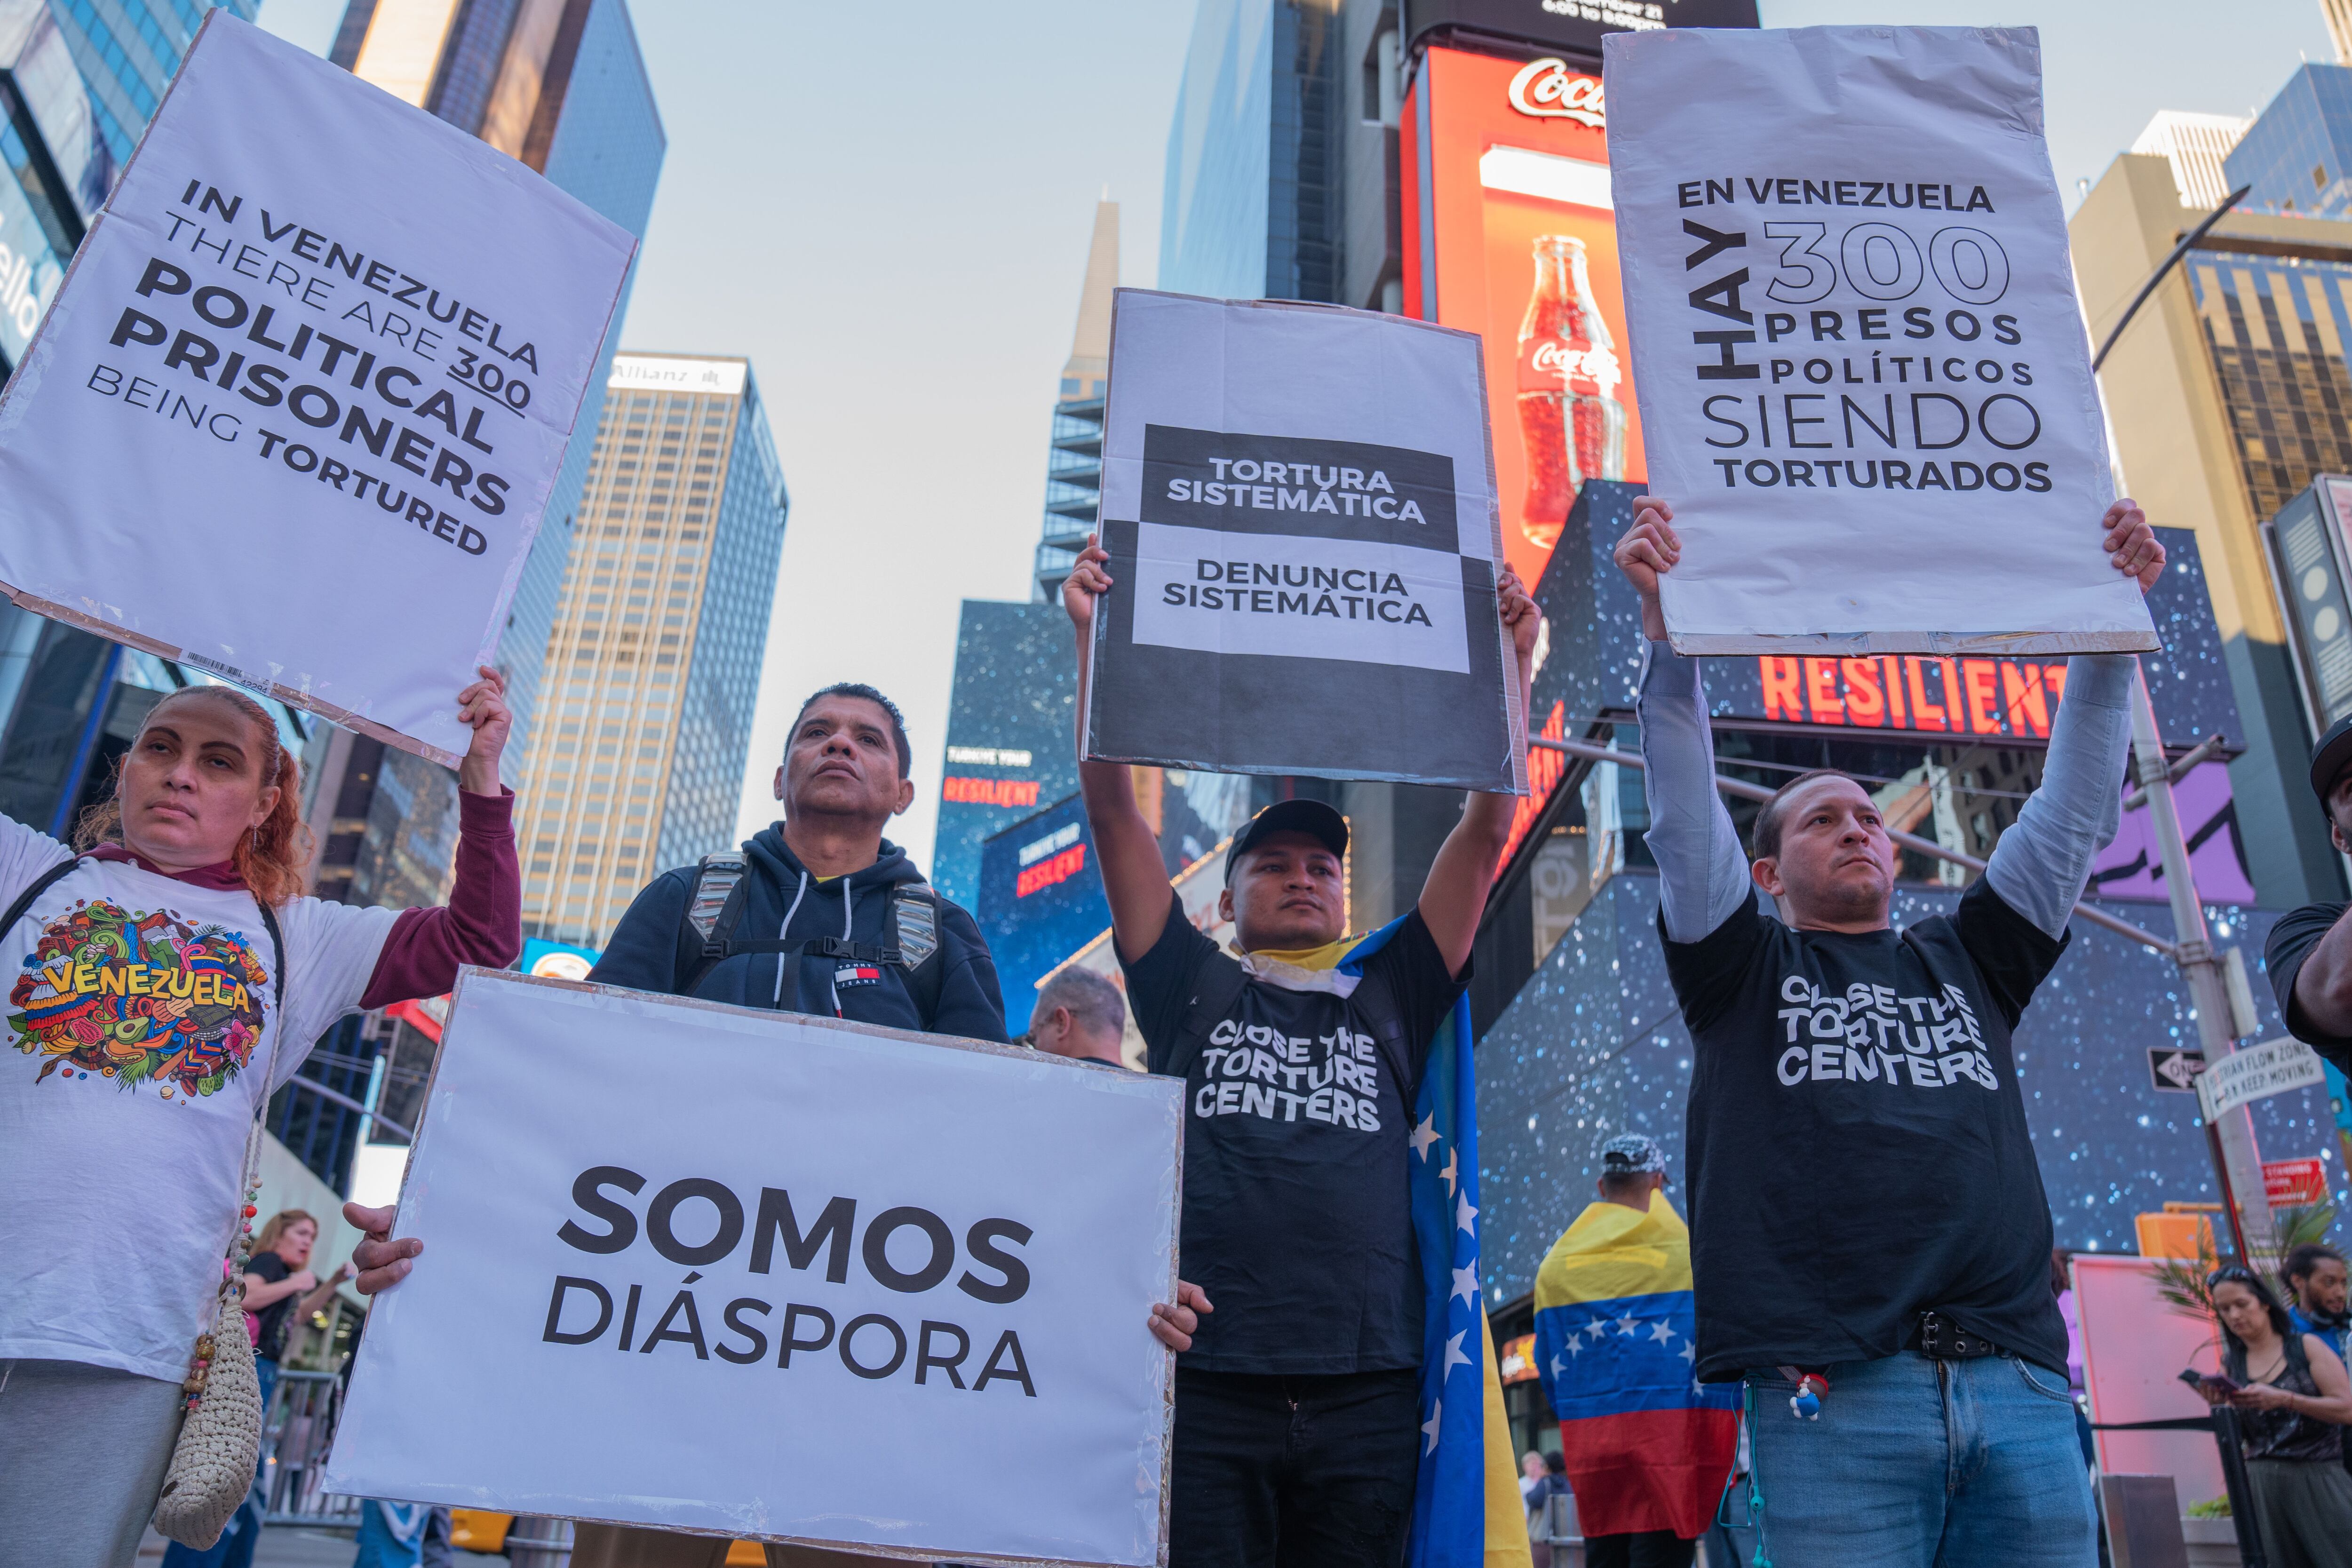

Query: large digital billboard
[1402,0,1759,62]
[975,793,1113,1031]
[1404,45,1645,590]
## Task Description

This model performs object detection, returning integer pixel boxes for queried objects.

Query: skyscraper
[1160,0,1342,303]
[512,353,787,948]
[1034,198,1113,597]
[304,0,664,912]
[2131,110,2253,209]
[2227,63,2352,220]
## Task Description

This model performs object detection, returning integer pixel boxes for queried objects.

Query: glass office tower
[2227,63,2352,220]
[1160,0,1341,303]
[512,355,787,947]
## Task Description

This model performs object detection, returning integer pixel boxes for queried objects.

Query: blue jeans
[1738,1352,2095,1568]
[160,1357,279,1568]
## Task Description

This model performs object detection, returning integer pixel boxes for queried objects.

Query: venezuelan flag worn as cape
[1337,919,1527,1568]
[1533,1194,1738,1539]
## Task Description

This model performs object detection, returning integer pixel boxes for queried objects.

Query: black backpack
[1154,947,1418,1099]
[673,851,947,1028]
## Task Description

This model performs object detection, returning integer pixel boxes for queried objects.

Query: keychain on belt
[1777,1365,1828,1419]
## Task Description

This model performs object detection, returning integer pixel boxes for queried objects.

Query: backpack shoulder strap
[677,851,751,994]
[0,854,83,949]
[888,883,946,1030]
[1160,953,1249,1081]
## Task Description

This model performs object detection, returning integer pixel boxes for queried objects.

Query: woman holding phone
[2200,1265,2352,1567]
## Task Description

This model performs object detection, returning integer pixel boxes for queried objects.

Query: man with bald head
[1616,495,2165,1568]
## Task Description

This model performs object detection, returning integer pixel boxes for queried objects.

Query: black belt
[1907,1310,2009,1361]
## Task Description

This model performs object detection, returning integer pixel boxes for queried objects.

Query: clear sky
[260,0,2333,873]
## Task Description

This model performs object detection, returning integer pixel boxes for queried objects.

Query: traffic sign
[2263,1158,2330,1207]
[2197,1037,2328,1122]
[2148,1047,2208,1093]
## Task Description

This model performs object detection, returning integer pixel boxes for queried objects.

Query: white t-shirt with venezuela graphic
[0,816,396,1382]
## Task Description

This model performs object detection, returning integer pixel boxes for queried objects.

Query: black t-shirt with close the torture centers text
[1122,891,1467,1376]
[1665,878,2071,1382]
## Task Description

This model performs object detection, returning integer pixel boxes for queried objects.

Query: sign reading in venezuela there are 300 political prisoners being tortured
[1602,26,2157,657]
[1085,288,1530,793]
[324,970,1184,1566]
[0,13,633,764]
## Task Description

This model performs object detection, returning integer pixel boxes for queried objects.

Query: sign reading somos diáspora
[0,13,633,764]
[1602,26,2157,657]
[1083,289,1529,794]
[324,971,1182,1567]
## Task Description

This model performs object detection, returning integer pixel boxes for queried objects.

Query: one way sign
[2149,1047,2209,1093]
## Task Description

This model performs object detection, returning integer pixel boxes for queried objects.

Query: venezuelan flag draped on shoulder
[1338,921,1527,1568]
[1533,1184,1738,1539]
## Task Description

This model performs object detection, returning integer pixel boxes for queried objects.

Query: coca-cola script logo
[1507,59,1605,126]
[1526,339,1622,397]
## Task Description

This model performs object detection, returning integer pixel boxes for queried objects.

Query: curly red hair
[76,685,315,908]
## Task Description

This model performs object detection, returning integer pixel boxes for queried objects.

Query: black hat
[2312,714,2352,804]
[1224,799,1348,884]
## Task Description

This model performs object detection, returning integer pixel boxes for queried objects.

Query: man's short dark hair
[2283,1242,2345,1289]
[794,683,911,778]
[1034,967,1126,1043]
[1752,769,1859,862]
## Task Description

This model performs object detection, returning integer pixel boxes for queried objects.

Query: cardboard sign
[324,971,1182,1566]
[2263,1157,2329,1208]
[1084,289,1528,793]
[0,14,633,764]
[1602,26,2156,656]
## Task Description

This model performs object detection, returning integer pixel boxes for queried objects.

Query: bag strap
[1160,954,1249,1081]
[891,884,946,1031]
[677,851,751,994]
[1344,964,1420,1103]
[0,854,84,946]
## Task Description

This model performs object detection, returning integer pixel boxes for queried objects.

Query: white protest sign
[1603,26,2157,656]
[1085,289,1526,792]
[2197,1036,2327,1124]
[0,13,633,763]
[324,971,1182,1567]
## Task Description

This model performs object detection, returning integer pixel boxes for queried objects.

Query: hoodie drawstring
[771,869,810,1009]
[827,880,854,1017]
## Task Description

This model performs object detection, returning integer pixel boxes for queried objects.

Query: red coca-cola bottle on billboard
[1516,234,1627,550]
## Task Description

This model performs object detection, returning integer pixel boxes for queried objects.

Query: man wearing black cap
[2260,718,2352,1073]
[1061,536,1538,1564]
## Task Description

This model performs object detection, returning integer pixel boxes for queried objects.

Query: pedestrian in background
[2283,1244,2350,1364]
[2197,1266,2352,1568]
[1533,1134,1735,1568]
[1025,966,1128,1067]
[0,672,519,1568]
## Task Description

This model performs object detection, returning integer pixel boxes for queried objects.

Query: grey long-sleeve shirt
[1634,643,2135,942]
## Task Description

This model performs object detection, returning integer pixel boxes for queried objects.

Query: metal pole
[354,1049,388,1150]
[2091,184,2250,373]
[2128,667,2274,1260]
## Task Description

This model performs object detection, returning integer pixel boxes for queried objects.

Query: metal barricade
[1538,1490,1583,1568]
[503,1517,576,1568]
[260,1369,364,1528]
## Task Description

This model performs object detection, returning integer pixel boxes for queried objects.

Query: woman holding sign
[0,669,520,1568]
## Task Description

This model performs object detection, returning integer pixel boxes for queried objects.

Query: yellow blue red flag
[1533,1194,1737,1538]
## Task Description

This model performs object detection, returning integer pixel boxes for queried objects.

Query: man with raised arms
[1615,494,2163,1566]
[1062,532,1538,1565]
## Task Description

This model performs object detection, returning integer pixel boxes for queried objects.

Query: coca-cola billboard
[1404,43,1643,587]
[1403,0,1758,62]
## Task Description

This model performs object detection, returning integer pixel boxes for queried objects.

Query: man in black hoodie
[591,682,1007,1041]
[576,684,1009,1568]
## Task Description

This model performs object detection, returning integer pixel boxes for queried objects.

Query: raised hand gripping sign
[325,971,1183,1566]
[1603,26,2157,655]
[0,13,633,763]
